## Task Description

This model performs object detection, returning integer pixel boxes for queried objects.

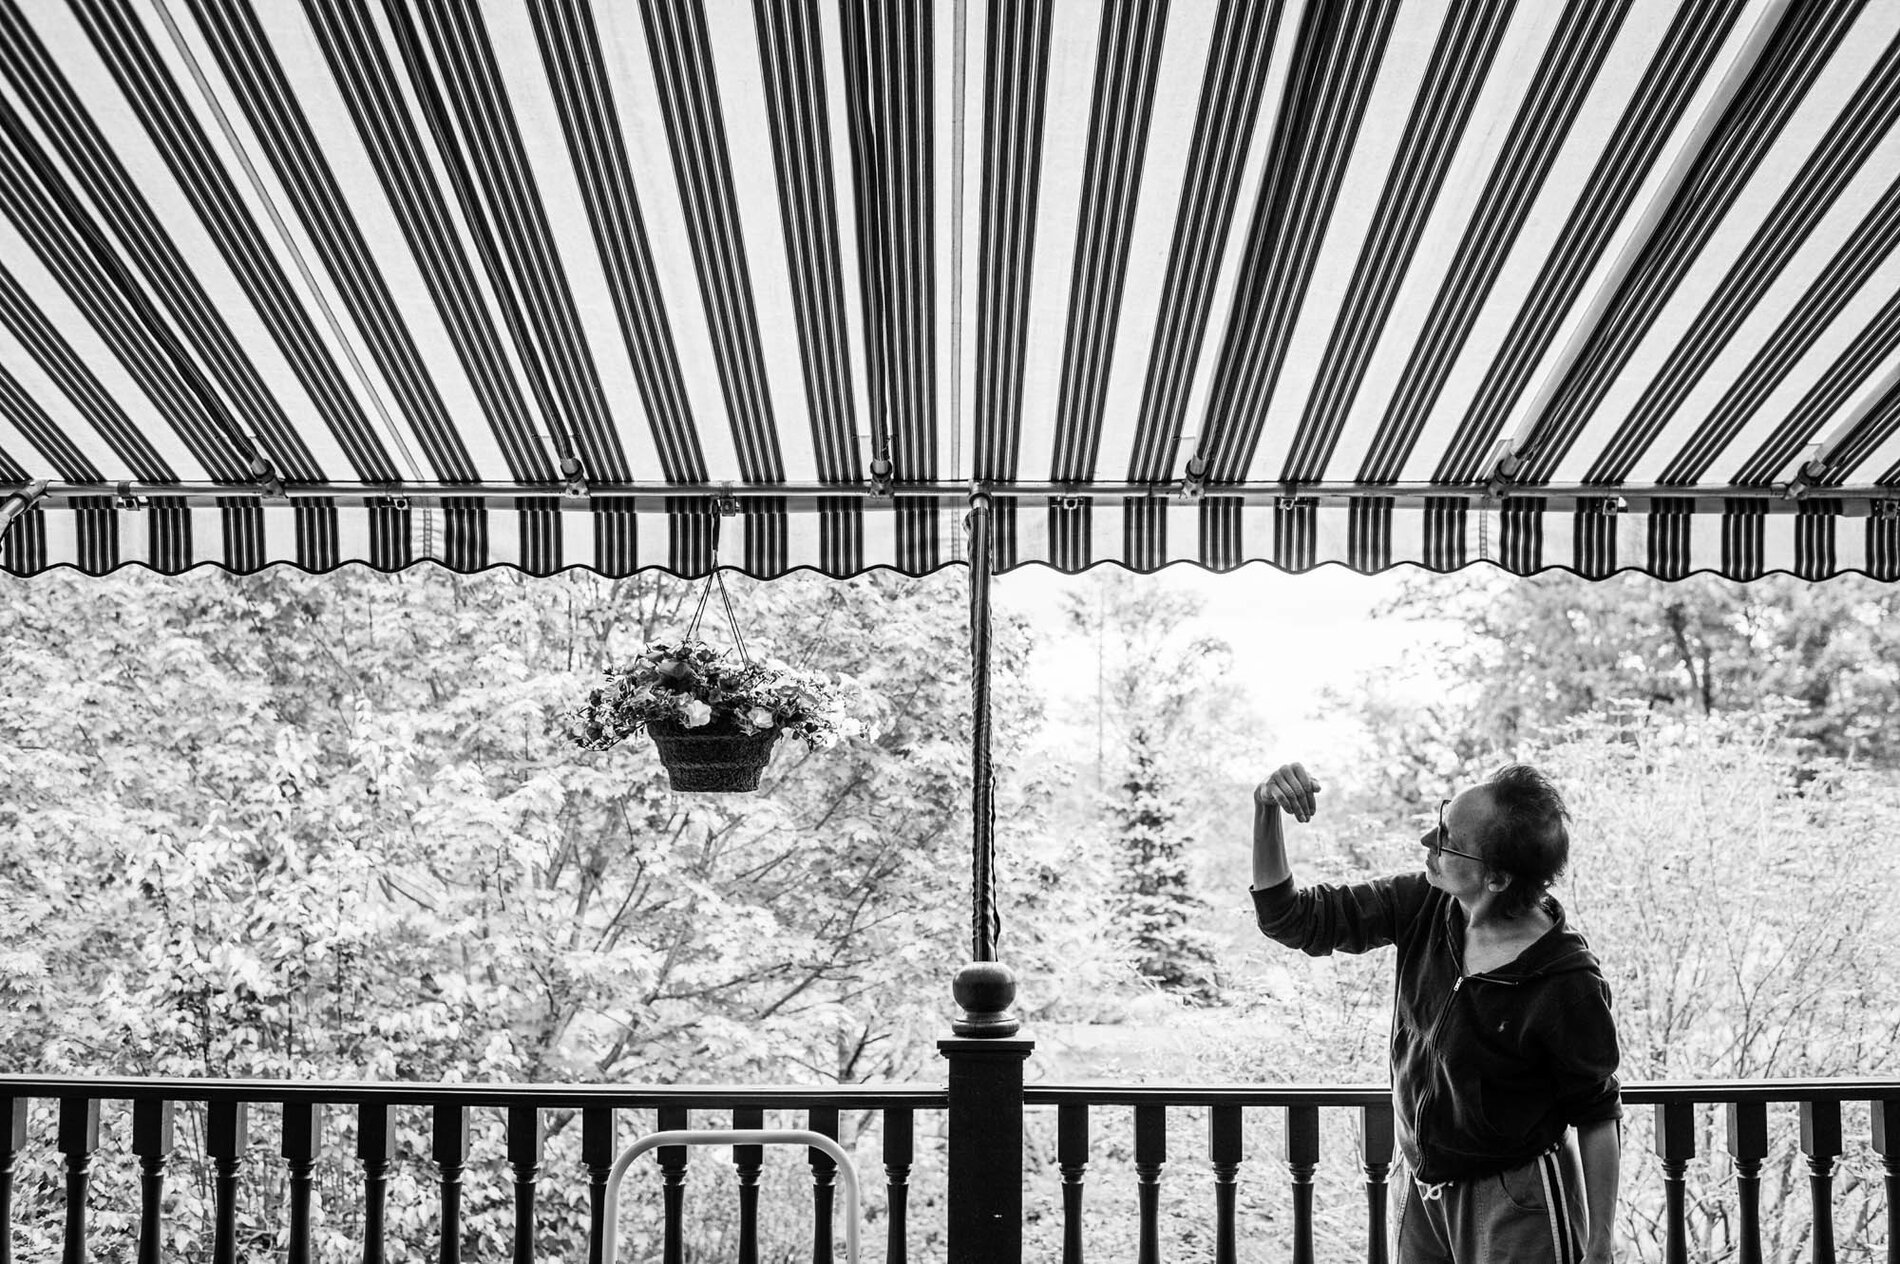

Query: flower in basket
[564,638,848,754]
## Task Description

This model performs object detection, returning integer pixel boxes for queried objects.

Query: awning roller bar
[10,481,1898,512]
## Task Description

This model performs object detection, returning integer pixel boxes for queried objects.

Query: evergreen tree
[1110,726,1221,1003]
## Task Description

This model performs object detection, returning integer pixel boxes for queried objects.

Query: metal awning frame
[15,480,1900,513]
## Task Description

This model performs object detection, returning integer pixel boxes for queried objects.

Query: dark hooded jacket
[1252,872,1620,1184]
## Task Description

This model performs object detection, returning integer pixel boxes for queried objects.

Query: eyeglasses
[1423,798,1487,864]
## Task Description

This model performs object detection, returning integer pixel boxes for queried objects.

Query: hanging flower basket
[564,571,850,791]
[644,718,783,792]
[564,637,846,792]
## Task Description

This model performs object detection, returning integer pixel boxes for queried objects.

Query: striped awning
[2,0,1899,581]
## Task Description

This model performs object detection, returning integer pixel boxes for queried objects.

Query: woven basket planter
[645,720,782,792]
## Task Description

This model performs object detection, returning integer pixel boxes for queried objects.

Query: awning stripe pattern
[7,495,1897,584]
[1,0,1897,585]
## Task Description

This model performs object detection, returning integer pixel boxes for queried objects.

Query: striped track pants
[1395,1144,1588,1263]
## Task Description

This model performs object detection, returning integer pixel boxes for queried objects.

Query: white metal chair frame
[601,1129,861,1264]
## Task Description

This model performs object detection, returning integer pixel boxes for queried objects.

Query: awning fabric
[1,0,1898,581]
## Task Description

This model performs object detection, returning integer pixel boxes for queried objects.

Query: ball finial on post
[951,960,1020,1037]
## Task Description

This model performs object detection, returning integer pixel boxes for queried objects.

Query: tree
[1054,569,1267,1005]
[1371,569,1900,765]
[1108,729,1221,1002]
[0,562,1090,1260]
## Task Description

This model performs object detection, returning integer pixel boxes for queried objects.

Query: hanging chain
[683,519,752,668]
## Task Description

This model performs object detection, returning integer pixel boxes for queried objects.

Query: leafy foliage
[0,563,1075,1260]
[1351,570,1900,807]
[5,559,1898,1262]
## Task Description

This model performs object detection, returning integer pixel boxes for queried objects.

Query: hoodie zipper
[1414,959,1530,1180]
[1413,974,1463,1177]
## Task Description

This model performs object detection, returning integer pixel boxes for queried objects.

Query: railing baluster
[1872,1101,1899,1264]
[57,1097,99,1264]
[1360,1102,1393,1264]
[732,1106,764,1264]
[133,1100,172,1264]
[1285,1105,1319,1264]
[1208,1104,1242,1264]
[582,1108,615,1264]
[1655,1102,1694,1264]
[208,1101,249,1264]
[1057,1103,1088,1264]
[509,1105,543,1264]
[658,1103,688,1264]
[433,1105,470,1264]
[282,1103,322,1264]
[1,1099,26,1264]
[1727,1102,1766,1264]
[883,1107,913,1264]
[1801,1100,1842,1264]
[1134,1104,1165,1264]
[359,1105,395,1264]
[809,1106,841,1264]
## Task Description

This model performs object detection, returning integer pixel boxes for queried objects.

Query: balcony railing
[2,1066,1896,1263]
[0,1077,945,1264]
[1023,1081,1900,1264]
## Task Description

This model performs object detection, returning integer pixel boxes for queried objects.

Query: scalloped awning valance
[1,0,1898,581]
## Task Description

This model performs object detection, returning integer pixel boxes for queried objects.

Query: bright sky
[994,562,1457,769]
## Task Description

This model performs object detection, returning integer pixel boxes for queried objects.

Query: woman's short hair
[1473,763,1571,919]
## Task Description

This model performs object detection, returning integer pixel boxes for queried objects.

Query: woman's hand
[1255,763,1323,823]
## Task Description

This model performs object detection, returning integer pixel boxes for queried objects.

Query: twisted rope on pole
[967,493,998,963]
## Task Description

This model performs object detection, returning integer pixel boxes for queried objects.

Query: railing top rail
[0,1075,947,1110]
[1620,1079,1900,1105]
[1026,1085,1392,1107]
[1026,1077,1900,1107]
[5,1074,1896,1111]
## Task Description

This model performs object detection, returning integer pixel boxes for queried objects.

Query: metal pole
[968,492,995,964]
[952,494,1017,1037]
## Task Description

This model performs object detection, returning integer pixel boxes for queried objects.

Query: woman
[1251,761,1621,1264]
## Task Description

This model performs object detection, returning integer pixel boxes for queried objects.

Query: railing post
[732,1106,764,1264]
[208,1101,248,1264]
[1872,1100,1900,1264]
[582,1108,615,1264]
[1057,1104,1088,1264]
[358,1105,396,1264]
[1208,1105,1242,1264]
[883,1108,914,1264]
[0,1098,25,1264]
[1361,1102,1394,1264]
[1286,1105,1319,1264]
[1655,1102,1694,1264]
[509,1106,543,1264]
[1801,1100,1842,1264]
[1133,1105,1165,1264]
[1727,1102,1767,1264]
[658,1103,688,1264]
[282,1103,322,1264]
[809,1106,842,1264]
[57,1098,99,1264]
[132,1100,173,1264]
[938,1035,1032,1264]
[433,1105,470,1264]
